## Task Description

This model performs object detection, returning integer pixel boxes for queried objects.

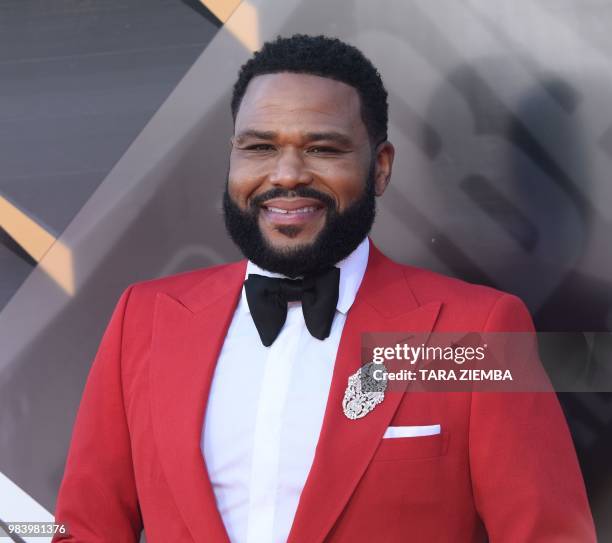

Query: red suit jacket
[54,238,595,542]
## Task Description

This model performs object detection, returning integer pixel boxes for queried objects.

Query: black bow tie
[243,267,340,347]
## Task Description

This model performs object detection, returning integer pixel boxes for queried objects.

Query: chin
[262,225,322,247]
[272,234,323,250]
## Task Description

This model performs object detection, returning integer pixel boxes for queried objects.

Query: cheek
[227,166,261,206]
[315,156,371,208]
[328,173,369,211]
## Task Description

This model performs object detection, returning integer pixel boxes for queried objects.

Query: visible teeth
[266,206,317,214]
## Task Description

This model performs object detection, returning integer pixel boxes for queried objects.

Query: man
[54,35,595,542]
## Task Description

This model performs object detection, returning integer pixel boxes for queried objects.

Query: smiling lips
[260,197,326,225]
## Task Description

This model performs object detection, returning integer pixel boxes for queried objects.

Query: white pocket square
[383,424,441,438]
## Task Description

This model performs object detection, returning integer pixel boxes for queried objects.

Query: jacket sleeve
[53,286,143,542]
[469,293,596,542]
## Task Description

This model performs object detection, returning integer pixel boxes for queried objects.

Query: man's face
[224,72,393,276]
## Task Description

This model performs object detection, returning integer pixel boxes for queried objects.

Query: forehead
[234,72,366,136]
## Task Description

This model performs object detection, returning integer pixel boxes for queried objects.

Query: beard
[222,163,376,278]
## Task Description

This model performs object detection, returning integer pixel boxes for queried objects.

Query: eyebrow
[234,129,354,147]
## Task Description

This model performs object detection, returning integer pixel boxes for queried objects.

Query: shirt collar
[240,236,370,316]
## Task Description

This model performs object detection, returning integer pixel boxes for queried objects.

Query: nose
[268,148,312,188]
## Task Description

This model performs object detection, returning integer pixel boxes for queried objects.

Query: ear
[373,141,395,196]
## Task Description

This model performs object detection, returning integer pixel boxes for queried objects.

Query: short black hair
[231,34,388,146]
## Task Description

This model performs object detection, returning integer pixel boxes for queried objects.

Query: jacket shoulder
[398,262,530,330]
[402,264,505,306]
[120,259,245,315]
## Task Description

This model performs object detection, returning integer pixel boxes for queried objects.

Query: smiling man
[54,35,595,542]
[223,58,392,278]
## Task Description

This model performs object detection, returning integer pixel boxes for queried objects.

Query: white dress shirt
[201,236,369,543]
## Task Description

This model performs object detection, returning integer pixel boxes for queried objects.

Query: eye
[243,143,275,152]
[308,146,341,155]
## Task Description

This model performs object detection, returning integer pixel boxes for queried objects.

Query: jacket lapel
[286,240,442,543]
[149,260,246,543]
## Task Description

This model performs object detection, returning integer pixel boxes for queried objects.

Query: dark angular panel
[0,0,220,310]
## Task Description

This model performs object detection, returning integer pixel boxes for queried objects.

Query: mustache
[249,187,336,211]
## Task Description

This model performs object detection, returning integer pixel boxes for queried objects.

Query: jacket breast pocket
[371,432,450,462]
